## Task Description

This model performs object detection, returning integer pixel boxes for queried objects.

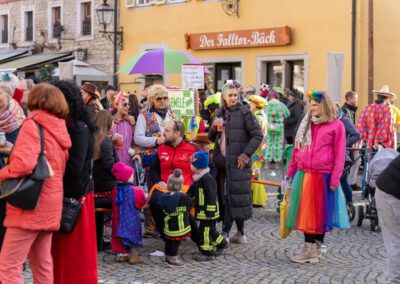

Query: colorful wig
[306,91,326,103]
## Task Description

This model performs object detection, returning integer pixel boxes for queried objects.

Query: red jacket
[158,141,196,186]
[0,110,71,231]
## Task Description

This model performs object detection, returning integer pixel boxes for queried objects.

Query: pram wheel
[370,217,379,232]
[357,205,364,227]
[347,202,356,222]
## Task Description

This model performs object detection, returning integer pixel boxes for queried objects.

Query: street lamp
[96,0,123,88]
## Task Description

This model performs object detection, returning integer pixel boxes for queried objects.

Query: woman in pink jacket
[0,83,71,284]
[285,91,349,264]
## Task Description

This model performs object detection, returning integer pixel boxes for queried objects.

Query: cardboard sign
[185,26,291,50]
[168,89,196,118]
[182,64,205,89]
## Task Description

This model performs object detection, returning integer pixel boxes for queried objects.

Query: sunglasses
[156,96,169,101]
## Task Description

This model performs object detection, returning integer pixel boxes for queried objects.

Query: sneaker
[115,254,130,263]
[290,243,319,264]
[230,232,247,244]
[193,253,215,262]
[129,254,144,265]
[165,256,185,266]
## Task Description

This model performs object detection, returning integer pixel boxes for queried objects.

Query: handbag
[280,180,292,239]
[0,123,52,210]
[59,179,91,233]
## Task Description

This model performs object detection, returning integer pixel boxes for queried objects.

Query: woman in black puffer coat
[209,82,263,244]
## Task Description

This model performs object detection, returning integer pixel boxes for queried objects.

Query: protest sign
[168,89,197,118]
[182,64,205,89]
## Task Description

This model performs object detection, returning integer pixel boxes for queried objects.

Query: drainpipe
[351,0,356,91]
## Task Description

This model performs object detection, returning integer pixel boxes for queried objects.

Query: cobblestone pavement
[24,170,387,283]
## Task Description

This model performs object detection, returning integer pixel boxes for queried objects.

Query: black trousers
[94,197,112,251]
[304,233,325,244]
[223,219,244,236]
[165,239,181,257]
[198,220,225,255]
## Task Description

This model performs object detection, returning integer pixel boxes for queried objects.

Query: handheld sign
[168,89,197,118]
[182,64,205,89]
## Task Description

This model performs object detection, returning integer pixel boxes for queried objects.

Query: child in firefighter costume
[157,169,192,266]
[188,151,228,261]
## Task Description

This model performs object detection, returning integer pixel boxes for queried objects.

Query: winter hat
[167,169,184,192]
[112,162,134,182]
[191,151,209,170]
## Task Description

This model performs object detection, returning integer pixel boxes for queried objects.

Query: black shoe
[351,184,361,191]
[193,253,215,262]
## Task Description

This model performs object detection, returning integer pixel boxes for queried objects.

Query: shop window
[0,14,8,44]
[24,11,34,42]
[265,60,304,93]
[215,62,241,91]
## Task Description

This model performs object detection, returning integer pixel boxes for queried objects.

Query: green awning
[0,52,73,71]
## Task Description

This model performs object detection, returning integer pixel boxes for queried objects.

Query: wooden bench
[251,179,281,188]
[95,208,112,213]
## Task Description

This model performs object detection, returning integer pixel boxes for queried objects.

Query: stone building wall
[0,0,118,76]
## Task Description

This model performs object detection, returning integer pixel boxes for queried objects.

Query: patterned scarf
[294,111,331,151]
[0,99,25,133]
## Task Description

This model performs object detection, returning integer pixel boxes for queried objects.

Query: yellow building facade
[119,0,400,109]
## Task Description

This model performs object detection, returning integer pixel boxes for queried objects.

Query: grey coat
[209,103,263,221]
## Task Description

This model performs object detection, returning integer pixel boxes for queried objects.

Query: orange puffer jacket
[0,110,72,231]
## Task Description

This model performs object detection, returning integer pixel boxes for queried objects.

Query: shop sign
[168,89,197,118]
[185,26,291,50]
[182,64,205,89]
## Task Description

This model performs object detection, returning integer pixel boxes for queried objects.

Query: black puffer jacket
[93,138,119,192]
[284,100,303,138]
[209,103,263,221]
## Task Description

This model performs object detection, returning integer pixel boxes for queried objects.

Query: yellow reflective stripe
[164,225,191,237]
[206,205,216,211]
[164,215,170,233]
[199,188,204,206]
[212,234,224,246]
[200,226,213,251]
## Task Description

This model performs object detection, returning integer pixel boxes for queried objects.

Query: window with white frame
[24,11,34,42]
[0,14,8,44]
[136,0,152,6]
[81,2,92,36]
[51,6,62,38]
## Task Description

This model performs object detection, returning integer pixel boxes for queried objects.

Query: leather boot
[290,243,319,264]
[166,256,185,266]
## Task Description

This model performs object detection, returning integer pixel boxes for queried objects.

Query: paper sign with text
[168,89,196,118]
[182,65,205,89]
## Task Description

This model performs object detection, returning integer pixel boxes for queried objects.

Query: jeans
[340,174,353,203]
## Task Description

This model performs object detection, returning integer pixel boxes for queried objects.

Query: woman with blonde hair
[285,91,349,264]
[134,84,175,236]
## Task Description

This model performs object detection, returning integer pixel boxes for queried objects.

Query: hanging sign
[168,89,196,118]
[185,26,291,50]
[182,64,205,89]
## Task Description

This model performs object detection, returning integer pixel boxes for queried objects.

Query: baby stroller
[357,148,399,231]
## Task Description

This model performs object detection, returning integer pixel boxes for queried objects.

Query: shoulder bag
[0,122,52,210]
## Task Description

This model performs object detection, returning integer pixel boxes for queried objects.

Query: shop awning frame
[0,52,73,72]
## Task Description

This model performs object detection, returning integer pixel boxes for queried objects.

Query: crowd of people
[0,71,399,283]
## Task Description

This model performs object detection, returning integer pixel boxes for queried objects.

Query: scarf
[294,111,332,151]
[192,167,210,182]
[0,99,25,133]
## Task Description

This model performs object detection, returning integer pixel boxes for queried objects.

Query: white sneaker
[230,232,247,244]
